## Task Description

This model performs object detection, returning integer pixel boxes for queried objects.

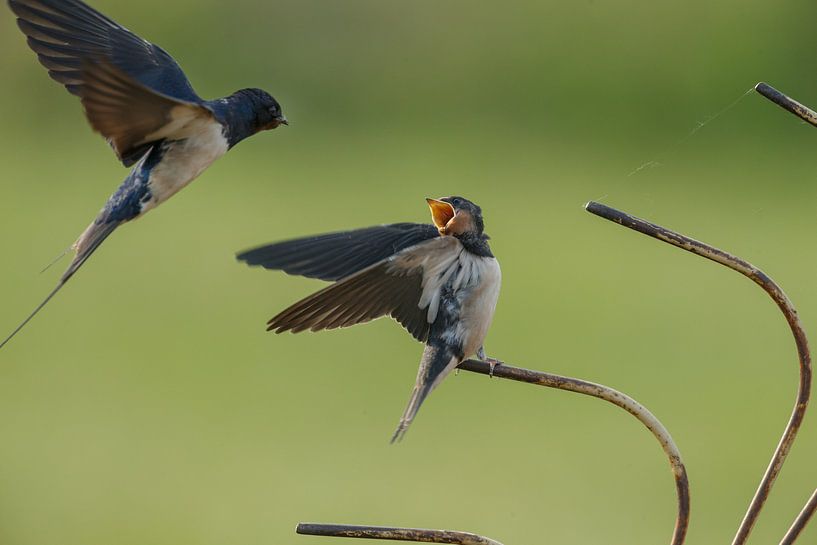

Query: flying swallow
[2,0,287,348]
[238,197,501,442]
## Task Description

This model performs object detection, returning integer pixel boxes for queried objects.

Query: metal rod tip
[752,81,817,127]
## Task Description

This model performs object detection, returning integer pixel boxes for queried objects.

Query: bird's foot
[485,357,503,378]
[477,347,503,377]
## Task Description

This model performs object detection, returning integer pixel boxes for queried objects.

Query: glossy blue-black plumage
[208,89,285,148]
[98,144,167,224]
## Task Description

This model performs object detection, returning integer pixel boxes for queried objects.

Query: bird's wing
[265,236,463,343]
[9,0,212,165]
[79,60,215,165]
[237,223,441,281]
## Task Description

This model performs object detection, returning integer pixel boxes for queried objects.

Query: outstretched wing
[266,236,463,343]
[9,0,211,165]
[237,223,440,282]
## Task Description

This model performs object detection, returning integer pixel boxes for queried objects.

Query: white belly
[457,256,501,357]
[142,121,228,212]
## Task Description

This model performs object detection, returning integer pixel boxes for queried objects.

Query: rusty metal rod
[459,358,690,545]
[299,359,690,545]
[755,82,817,128]
[779,489,817,545]
[296,524,504,545]
[585,201,812,545]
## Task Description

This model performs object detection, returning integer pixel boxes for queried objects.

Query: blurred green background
[1,0,817,543]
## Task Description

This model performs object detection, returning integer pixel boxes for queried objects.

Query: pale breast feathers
[458,256,501,356]
[387,237,500,332]
[144,120,228,208]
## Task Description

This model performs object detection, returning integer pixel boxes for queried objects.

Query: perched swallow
[238,197,501,441]
[2,0,287,348]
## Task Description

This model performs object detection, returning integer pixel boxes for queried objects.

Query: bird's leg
[477,347,503,378]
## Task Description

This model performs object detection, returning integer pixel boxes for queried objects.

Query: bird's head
[232,88,287,132]
[252,88,287,131]
[426,196,485,237]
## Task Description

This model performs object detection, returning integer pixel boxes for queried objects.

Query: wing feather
[266,237,462,342]
[10,0,201,100]
[268,263,422,337]
[78,60,213,164]
[238,223,440,281]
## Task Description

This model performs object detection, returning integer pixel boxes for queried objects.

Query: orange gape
[426,198,455,233]
[426,198,474,236]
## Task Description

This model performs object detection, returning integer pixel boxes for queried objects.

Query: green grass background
[1,0,817,543]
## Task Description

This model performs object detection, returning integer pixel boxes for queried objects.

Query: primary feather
[238,223,440,281]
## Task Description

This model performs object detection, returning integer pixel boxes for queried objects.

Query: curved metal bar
[779,489,817,545]
[298,359,690,545]
[296,524,505,545]
[585,201,812,545]
[459,359,691,544]
[755,83,817,127]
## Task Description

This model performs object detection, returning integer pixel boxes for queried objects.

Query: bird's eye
[452,198,462,206]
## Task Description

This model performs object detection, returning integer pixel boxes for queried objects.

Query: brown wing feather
[266,237,464,342]
[267,260,428,341]
[79,60,213,163]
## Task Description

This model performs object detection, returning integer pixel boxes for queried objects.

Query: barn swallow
[238,197,501,442]
[2,0,287,348]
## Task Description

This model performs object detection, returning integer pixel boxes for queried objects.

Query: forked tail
[0,220,119,350]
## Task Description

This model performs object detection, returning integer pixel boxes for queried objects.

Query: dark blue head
[209,88,287,147]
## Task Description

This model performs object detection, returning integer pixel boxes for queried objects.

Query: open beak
[426,198,456,233]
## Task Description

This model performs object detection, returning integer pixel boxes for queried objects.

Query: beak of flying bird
[266,115,288,130]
